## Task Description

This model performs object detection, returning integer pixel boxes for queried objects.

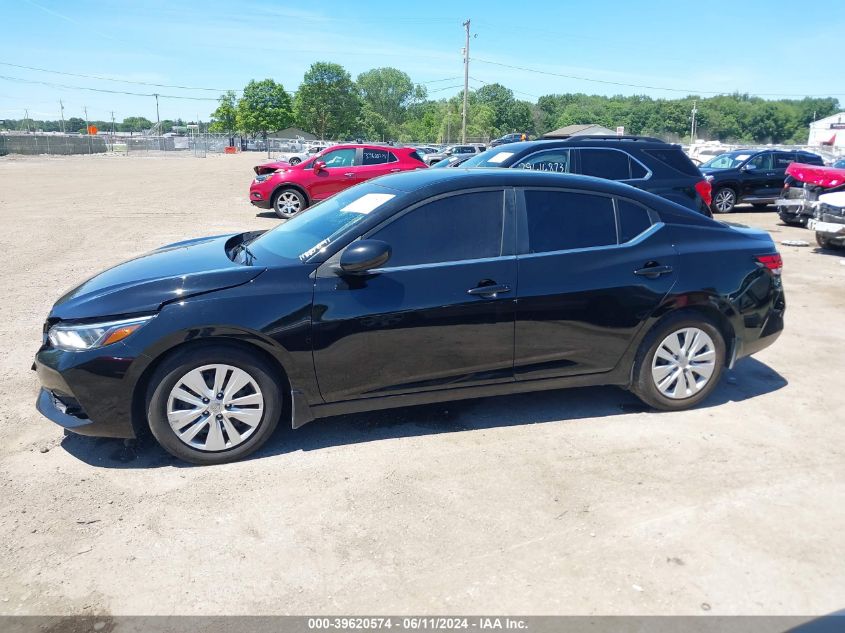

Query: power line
[0,61,232,92]
[0,74,221,101]
[471,57,845,98]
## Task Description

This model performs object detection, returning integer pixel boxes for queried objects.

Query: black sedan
[34,169,785,464]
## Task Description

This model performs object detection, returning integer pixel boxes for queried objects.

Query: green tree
[294,62,360,139]
[209,90,239,135]
[121,116,153,133]
[236,79,293,138]
[356,67,422,139]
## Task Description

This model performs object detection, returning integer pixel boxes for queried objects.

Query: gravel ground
[0,152,843,616]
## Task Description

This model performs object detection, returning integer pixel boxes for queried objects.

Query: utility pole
[59,100,65,133]
[690,100,698,144]
[22,109,30,132]
[462,19,470,144]
[84,105,92,154]
[153,93,161,133]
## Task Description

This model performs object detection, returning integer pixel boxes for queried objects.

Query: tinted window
[523,190,616,253]
[373,191,504,266]
[800,153,825,166]
[408,150,425,163]
[579,149,631,180]
[362,148,390,165]
[746,153,773,170]
[643,148,699,177]
[630,159,648,179]
[774,152,796,168]
[616,199,652,243]
[321,148,356,168]
[514,150,570,173]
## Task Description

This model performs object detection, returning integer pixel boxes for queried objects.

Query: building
[808,113,845,150]
[542,123,617,139]
[268,127,316,141]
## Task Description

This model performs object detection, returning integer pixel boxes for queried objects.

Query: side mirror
[339,240,391,274]
[313,160,326,172]
[743,163,756,171]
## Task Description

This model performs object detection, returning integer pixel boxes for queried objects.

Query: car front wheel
[631,313,725,411]
[288,157,301,166]
[273,188,307,219]
[711,187,737,213]
[146,345,283,465]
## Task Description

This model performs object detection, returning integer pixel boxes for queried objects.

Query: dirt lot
[0,152,843,616]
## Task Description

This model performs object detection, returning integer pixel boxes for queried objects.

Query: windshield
[833,158,845,169]
[701,151,753,169]
[460,147,515,168]
[247,184,399,263]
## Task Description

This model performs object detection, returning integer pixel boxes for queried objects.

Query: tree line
[2,60,839,144]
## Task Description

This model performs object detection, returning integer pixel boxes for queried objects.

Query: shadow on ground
[60,357,787,469]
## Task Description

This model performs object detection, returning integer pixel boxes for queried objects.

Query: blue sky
[2,0,844,123]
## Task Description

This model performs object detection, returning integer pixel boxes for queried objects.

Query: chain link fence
[0,133,108,155]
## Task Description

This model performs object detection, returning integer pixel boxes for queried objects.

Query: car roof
[378,167,642,196]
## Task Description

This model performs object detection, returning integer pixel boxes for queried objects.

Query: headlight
[48,315,155,351]
[254,174,273,183]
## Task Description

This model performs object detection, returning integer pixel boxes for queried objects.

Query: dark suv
[699,149,824,213]
[462,136,712,215]
[490,133,529,147]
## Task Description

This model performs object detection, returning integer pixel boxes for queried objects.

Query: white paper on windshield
[341,193,396,214]
[487,152,514,164]
[735,154,750,161]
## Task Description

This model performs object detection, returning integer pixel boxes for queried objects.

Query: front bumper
[249,184,274,209]
[33,344,141,439]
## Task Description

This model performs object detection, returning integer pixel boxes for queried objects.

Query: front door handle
[467,284,511,297]
[344,172,355,177]
[634,264,673,279]
[390,168,401,172]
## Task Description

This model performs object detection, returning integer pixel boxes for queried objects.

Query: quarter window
[616,199,653,243]
[320,148,356,168]
[362,148,390,165]
[514,150,570,173]
[579,149,632,180]
[372,191,505,267]
[523,190,616,253]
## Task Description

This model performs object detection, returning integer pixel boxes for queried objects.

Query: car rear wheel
[631,313,725,411]
[288,157,301,166]
[711,188,737,213]
[146,345,282,465]
[273,188,306,219]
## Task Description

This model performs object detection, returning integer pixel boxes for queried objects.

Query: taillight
[755,253,783,275]
[695,179,712,206]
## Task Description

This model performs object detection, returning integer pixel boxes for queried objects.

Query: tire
[711,187,737,214]
[816,233,832,249]
[146,344,283,465]
[272,187,307,219]
[288,157,301,166]
[630,312,726,411]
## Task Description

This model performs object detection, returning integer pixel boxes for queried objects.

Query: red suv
[250,144,427,218]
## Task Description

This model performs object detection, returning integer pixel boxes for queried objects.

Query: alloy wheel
[713,189,735,213]
[166,364,264,452]
[651,327,716,400]
[275,191,302,217]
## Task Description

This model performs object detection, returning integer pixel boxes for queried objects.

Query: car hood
[254,161,296,175]
[699,166,735,175]
[786,162,845,188]
[819,191,845,207]
[51,234,266,321]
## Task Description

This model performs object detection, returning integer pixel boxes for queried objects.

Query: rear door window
[522,190,617,253]
[774,152,796,168]
[362,148,391,165]
[513,150,571,173]
[578,149,632,180]
[616,199,653,243]
[372,190,505,267]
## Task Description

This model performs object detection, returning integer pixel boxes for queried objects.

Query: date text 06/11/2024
[306,617,529,630]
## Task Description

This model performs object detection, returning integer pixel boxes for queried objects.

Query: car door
[771,152,796,197]
[309,147,358,200]
[354,147,402,184]
[514,189,678,380]
[741,152,774,199]
[311,188,517,402]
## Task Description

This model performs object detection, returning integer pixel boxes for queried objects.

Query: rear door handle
[390,168,401,172]
[634,264,673,279]
[467,284,511,297]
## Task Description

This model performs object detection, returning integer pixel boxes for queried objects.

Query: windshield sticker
[735,154,750,161]
[340,193,396,214]
[299,238,331,262]
[487,152,514,164]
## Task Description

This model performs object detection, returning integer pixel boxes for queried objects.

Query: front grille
[821,213,845,225]
[819,203,845,219]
